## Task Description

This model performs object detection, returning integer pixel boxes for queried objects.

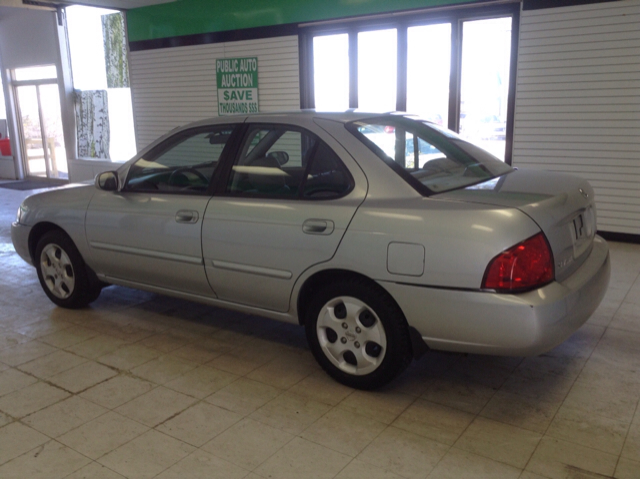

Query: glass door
[38,84,67,178]
[15,86,46,178]
[13,66,68,179]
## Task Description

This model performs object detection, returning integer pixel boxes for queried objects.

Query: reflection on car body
[11,111,610,389]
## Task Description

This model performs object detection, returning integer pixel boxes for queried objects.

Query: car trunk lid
[435,169,597,282]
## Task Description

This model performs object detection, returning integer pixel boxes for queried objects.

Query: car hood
[436,168,597,281]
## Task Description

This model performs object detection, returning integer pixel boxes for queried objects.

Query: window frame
[299,3,520,164]
[215,123,355,201]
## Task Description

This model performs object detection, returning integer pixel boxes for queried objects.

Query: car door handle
[175,210,199,224]
[302,219,334,235]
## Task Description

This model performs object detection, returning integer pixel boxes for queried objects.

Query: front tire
[35,230,102,308]
[305,278,412,390]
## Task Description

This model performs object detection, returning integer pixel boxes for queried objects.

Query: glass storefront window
[308,7,516,162]
[459,17,512,160]
[407,23,451,127]
[358,29,397,112]
[313,34,349,111]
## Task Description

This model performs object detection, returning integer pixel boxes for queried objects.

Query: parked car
[404,134,443,168]
[11,111,610,389]
[460,114,507,140]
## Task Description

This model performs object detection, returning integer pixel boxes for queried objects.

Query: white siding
[513,0,640,235]
[129,36,300,149]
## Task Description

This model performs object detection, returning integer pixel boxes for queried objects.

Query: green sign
[216,57,259,116]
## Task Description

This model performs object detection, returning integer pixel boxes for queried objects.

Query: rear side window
[348,117,512,195]
[303,141,352,198]
[226,125,353,199]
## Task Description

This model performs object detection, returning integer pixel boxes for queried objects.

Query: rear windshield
[347,116,513,195]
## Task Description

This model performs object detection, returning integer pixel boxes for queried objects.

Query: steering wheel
[168,167,209,186]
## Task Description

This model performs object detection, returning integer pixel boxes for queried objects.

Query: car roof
[133,110,424,164]
[188,110,412,127]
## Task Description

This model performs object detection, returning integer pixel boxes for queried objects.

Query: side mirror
[95,171,119,191]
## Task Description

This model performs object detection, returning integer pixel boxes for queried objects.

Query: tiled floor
[1,184,639,478]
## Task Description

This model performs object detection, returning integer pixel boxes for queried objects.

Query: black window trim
[215,122,356,201]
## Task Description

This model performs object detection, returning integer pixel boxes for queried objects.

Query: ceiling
[0,0,175,10]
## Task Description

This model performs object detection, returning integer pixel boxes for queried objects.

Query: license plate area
[571,207,595,258]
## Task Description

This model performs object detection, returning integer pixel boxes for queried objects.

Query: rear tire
[35,230,102,309]
[304,278,412,390]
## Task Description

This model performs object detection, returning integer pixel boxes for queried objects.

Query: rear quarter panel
[333,197,542,289]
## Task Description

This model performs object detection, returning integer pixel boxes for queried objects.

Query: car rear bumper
[381,235,610,356]
[11,222,33,266]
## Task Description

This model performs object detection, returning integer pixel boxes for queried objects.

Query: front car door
[202,117,368,312]
[85,124,241,296]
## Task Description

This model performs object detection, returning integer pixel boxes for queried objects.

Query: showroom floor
[0,184,639,479]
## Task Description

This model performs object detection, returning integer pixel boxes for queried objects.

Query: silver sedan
[11,111,610,389]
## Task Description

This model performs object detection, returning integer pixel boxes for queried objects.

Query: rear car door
[85,124,240,296]
[202,119,367,312]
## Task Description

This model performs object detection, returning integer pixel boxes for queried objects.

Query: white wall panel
[513,0,640,235]
[129,36,300,149]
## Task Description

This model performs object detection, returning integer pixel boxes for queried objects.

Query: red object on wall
[0,139,11,156]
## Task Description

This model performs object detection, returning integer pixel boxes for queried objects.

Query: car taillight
[482,233,554,293]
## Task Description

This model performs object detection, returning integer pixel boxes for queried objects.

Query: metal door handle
[175,210,199,223]
[303,219,334,235]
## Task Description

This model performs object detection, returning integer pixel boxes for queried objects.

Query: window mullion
[504,13,519,165]
[396,27,407,112]
[448,19,462,132]
[299,33,315,109]
[348,31,358,109]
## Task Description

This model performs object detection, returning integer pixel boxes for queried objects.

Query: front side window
[227,125,353,199]
[125,127,233,193]
[349,116,512,195]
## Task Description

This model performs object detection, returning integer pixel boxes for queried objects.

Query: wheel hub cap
[316,296,387,376]
[40,244,75,299]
